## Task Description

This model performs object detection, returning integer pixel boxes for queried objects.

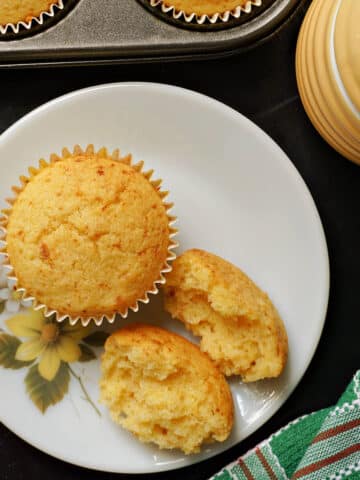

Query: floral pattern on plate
[0,272,109,414]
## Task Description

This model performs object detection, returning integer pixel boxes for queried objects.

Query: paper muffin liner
[0,1,64,36]
[0,144,178,327]
[144,0,262,26]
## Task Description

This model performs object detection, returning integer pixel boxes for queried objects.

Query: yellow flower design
[6,310,91,381]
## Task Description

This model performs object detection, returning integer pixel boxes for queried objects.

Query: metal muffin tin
[0,0,301,68]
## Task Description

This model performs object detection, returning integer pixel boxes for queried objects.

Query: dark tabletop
[0,2,359,479]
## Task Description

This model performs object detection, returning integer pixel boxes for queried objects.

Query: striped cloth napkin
[211,371,360,480]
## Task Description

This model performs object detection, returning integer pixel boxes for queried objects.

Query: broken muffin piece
[99,324,234,454]
[164,249,288,382]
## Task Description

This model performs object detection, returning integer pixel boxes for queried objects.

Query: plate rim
[0,82,330,473]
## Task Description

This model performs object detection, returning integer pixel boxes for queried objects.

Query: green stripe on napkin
[211,371,360,480]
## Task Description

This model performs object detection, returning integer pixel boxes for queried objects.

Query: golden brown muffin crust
[0,0,57,26]
[5,149,170,318]
[164,249,288,382]
[163,0,249,16]
[100,324,234,454]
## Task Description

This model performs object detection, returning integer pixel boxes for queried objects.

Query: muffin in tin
[0,0,65,36]
[163,0,257,16]
[141,0,266,27]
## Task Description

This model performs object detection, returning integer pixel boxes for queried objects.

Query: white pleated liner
[0,145,179,327]
[149,0,262,24]
[0,1,64,35]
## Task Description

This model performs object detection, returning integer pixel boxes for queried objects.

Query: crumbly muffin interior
[100,324,233,454]
[164,249,288,382]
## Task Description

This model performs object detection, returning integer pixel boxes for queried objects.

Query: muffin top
[162,0,248,16]
[0,0,57,26]
[5,148,170,318]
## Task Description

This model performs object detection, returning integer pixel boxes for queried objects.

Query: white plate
[0,83,329,474]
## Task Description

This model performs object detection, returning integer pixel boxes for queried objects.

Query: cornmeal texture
[163,0,248,16]
[6,154,169,317]
[100,324,234,454]
[164,249,288,382]
[0,0,56,25]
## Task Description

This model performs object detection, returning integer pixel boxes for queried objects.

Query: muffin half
[100,324,234,454]
[164,249,288,382]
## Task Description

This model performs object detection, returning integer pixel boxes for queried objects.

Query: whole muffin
[164,249,288,382]
[3,145,175,322]
[0,0,58,26]
[100,324,234,454]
